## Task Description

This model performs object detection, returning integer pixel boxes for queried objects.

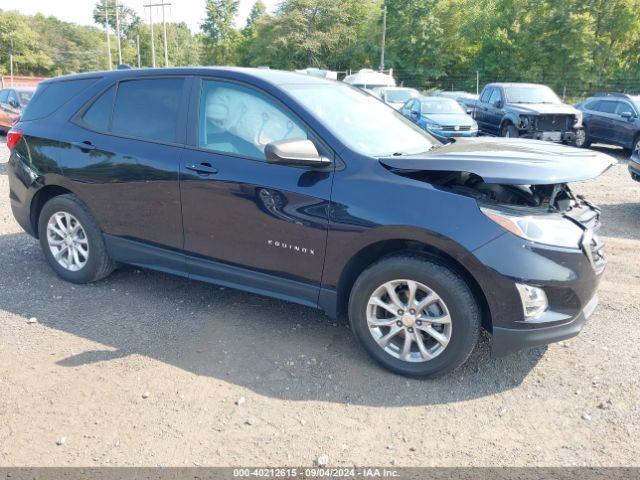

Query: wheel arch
[334,239,493,330]
[30,185,75,238]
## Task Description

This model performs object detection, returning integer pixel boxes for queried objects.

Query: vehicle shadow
[0,232,545,406]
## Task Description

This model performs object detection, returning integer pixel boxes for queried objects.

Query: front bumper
[629,157,640,182]
[520,130,576,142]
[470,204,605,357]
[427,128,479,142]
[492,294,598,356]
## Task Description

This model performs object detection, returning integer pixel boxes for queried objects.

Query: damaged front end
[408,170,606,272]
[380,137,615,272]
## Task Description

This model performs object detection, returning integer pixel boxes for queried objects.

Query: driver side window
[199,80,307,161]
[488,89,502,105]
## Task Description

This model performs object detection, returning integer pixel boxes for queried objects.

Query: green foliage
[3,0,640,97]
[201,0,240,65]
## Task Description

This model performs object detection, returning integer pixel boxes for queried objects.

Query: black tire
[501,123,519,138]
[38,194,115,284]
[574,126,591,148]
[348,254,480,378]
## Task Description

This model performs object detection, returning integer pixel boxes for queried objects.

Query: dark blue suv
[575,93,640,153]
[6,68,615,377]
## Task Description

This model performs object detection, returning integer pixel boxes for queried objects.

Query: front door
[179,78,334,307]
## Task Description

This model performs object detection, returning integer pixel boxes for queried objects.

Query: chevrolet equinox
[7,68,614,377]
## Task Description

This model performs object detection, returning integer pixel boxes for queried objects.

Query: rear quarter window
[21,78,98,121]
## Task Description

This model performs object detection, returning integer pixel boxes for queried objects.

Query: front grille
[441,125,472,131]
[535,115,572,131]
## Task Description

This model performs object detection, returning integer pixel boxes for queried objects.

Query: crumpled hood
[422,113,475,126]
[379,137,617,185]
[508,103,579,116]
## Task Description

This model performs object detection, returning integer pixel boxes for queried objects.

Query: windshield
[505,85,561,104]
[421,98,465,114]
[386,89,417,103]
[17,90,34,106]
[287,83,437,156]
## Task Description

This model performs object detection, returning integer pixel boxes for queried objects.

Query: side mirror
[9,100,19,108]
[621,111,633,119]
[492,99,502,108]
[466,107,473,114]
[265,139,330,167]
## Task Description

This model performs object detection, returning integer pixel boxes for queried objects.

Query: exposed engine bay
[396,170,583,212]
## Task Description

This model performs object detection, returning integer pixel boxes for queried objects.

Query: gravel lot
[0,139,639,467]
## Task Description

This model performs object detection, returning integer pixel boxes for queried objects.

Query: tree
[245,0,267,30]
[201,0,240,65]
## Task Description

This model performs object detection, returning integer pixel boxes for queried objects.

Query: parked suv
[575,93,640,153]
[465,83,582,142]
[7,68,614,377]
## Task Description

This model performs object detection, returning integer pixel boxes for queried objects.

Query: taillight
[6,129,23,150]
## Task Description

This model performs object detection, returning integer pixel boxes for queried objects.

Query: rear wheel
[501,123,519,138]
[38,194,115,284]
[348,255,480,378]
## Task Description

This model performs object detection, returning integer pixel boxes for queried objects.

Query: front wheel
[501,124,519,138]
[348,255,480,378]
[574,127,591,148]
[38,194,115,284]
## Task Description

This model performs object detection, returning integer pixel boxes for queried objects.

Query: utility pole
[136,34,141,68]
[379,4,387,73]
[9,37,14,86]
[105,5,112,70]
[162,2,169,66]
[115,0,122,65]
[476,70,479,95]
[144,1,171,68]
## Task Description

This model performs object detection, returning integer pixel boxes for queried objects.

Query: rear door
[61,76,190,270]
[179,77,334,306]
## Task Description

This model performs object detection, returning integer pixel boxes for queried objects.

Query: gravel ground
[0,139,639,467]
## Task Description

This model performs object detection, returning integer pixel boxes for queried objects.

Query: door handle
[185,162,218,175]
[71,141,96,151]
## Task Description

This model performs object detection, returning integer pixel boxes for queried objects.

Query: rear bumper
[491,294,598,357]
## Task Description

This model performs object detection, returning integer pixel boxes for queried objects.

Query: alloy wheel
[575,128,586,147]
[366,279,452,362]
[46,212,89,272]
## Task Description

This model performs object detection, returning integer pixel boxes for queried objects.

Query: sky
[0,0,279,32]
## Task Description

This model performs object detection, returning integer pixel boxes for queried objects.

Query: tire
[38,194,115,284]
[633,135,640,156]
[574,126,591,148]
[348,254,480,378]
[501,123,519,138]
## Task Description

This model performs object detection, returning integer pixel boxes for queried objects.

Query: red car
[0,87,35,132]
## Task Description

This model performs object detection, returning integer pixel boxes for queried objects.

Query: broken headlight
[481,207,583,248]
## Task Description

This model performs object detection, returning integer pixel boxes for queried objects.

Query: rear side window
[599,101,616,114]
[111,78,183,143]
[21,78,97,121]
[0,90,8,103]
[82,85,115,132]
